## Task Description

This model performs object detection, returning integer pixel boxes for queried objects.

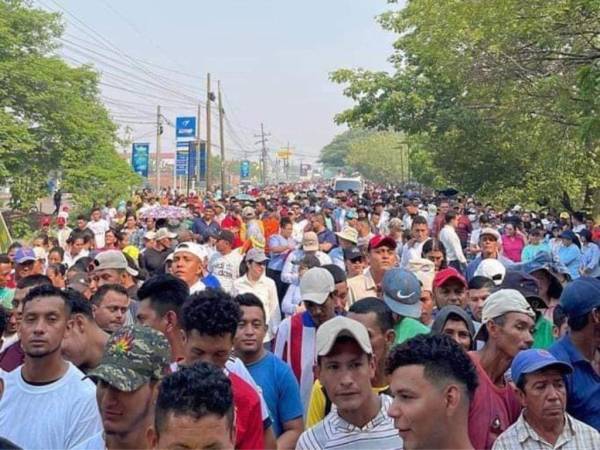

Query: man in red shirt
[179,289,275,450]
[468,289,536,449]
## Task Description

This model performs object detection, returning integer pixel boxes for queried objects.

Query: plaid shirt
[492,412,600,450]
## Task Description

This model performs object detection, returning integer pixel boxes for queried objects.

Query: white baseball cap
[475,289,536,341]
[474,258,506,286]
[173,242,207,261]
[316,316,372,356]
[300,267,334,305]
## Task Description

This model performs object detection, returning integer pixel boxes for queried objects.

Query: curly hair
[386,334,478,401]
[155,361,233,434]
[181,288,241,337]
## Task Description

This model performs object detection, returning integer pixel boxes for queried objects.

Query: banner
[176,117,196,139]
[131,143,150,177]
[240,160,250,178]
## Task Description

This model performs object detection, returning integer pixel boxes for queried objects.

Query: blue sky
[36,0,401,163]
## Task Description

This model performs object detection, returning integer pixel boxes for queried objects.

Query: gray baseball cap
[300,267,334,305]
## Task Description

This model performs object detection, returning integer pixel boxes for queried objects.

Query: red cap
[433,268,467,289]
[57,216,66,224]
[368,235,397,251]
[41,217,51,226]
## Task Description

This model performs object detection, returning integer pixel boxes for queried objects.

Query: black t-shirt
[141,247,172,275]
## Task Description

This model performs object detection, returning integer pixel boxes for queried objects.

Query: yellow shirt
[305,379,390,428]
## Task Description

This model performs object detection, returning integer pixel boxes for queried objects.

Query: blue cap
[345,209,358,220]
[559,230,577,241]
[511,349,573,386]
[559,276,600,317]
[14,247,36,264]
[382,268,422,319]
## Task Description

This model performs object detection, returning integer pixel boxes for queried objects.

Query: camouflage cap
[86,324,171,392]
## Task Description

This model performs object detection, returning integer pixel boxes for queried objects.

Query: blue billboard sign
[188,142,197,179]
[240,160,250,178]
[198,142,207,181]
[131,143,150,177]
[176,117,196,139]
[176,151,188,176]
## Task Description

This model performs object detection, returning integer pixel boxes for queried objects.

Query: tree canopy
[332,0,600,213]
[0,0,141,210]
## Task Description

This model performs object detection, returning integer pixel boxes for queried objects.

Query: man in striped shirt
[295,316,402,450]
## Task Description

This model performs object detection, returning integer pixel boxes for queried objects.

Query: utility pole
[255,123,269,185]
[206,73,212,191]
[218,80,225,195]
[196,103,202,192]
[156,105,162,191]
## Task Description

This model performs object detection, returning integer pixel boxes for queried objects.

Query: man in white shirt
[209,230,243,293]
[171,242,209,294]
[233,249,281,342]
[0,285,101,449]
[87,208,109,250]
[400,216,430,268]
[281,232,332,285]
[439,211,467,272]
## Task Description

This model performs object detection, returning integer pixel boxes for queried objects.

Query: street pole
[156,105,161,192]
[206,73,212,191]
[261,123,267,185]
[218,81,226,195]
[197,103,202,192]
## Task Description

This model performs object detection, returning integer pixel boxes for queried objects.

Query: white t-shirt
[73,431,105,450]
[208,249,243,293]
[0,362,102,449]
[87,219,109,249]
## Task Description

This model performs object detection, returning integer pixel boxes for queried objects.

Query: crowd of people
[0,182,598,449]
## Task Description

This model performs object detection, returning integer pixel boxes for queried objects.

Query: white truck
[332,176,363,195]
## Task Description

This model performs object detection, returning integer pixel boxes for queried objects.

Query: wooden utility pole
[218,80,225,195]
[156,105,161,191]
[206,73,212,191]
[196,103,202,191]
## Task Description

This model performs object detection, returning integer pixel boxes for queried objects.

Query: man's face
[467,288,490,322]
[20,296,68,358]
[173,252,203,287]
[488,312,535,358]
[151,413,235,450]
[369,246,396,272]
[61,315,90,367]
[480,235,499,256]
[136,300,168,335]
[388,364,448,450]
[91,269,123,293]
[420,290,434,325]
[91,210,101,222]
[281,223,293,239]
[77,219,86,230]
[346,256,366,278]
[92,291,130,333]
[71,238,85,256]
[439,202,449,215]
[183,330,233,369]
[434,280,467,309]
[48,251,62,266]
[441,318,471,351]
[304,296,336,328]
[0,262,12,288]
[347,312,391,369]
[16,261,36,280]
[517,368,567,422]
[97,381,155,437]
[412,224,429,242]
[332,281,348,314]
[235,305,267,356]
[318,340,375,414]
[203,208,215,222]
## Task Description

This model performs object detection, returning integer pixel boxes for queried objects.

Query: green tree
[319,128,374,168]
[0,0,141,210]
[332,0,600,213]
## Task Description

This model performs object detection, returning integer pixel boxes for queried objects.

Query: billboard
[176,117,196,139]
[131,143,150,177]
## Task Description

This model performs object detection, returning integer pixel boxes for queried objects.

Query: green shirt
[394,317,430,344]
[533,315,554,349]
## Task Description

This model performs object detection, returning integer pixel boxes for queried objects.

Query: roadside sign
[240,160,250,178]
[198,142,207,181]
[176,117,196,139]
[188,142,197,179]
[176,151,188,176]
[131,143,150,177]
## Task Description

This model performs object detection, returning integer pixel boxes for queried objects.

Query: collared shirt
[233,274,281,341]
[295,394,402,450]
[281,249,332,285]
[492,412,600,450]
[439,224,467,263]
[549,335,600,430]
[347,268,378,306]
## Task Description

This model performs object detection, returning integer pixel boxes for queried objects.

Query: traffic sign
[131,143,150,177]
[176,117,196,139]
[240,160,250,178]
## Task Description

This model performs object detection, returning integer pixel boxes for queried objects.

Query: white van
[332,177,363,195]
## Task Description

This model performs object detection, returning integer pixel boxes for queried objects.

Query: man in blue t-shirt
[234,293,304,448]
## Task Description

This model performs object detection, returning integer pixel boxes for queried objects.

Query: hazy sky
[36,0,400,164]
